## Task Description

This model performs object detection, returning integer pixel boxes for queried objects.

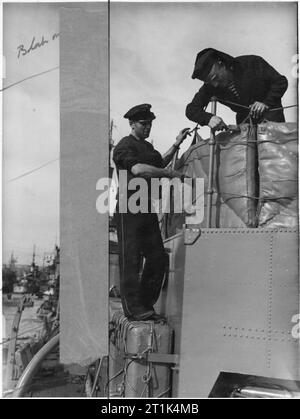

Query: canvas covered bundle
[162,124,258,237]
[214,124,258,227]
[257,122,298,228]
[162,122,298,238]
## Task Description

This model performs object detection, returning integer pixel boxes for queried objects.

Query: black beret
[192,49,219,80]
[191,48,235,80]
[124,103,156,121]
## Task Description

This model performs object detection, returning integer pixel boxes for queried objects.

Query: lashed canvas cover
[257,122,298,228]
[162,125,258,237]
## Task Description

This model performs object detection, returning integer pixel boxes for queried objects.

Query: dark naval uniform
[186,48,288,125]
[113,106,166,320]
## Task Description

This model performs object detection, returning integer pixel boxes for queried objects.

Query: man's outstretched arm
[186,85,227,131]
[131,163,183,179]
[162,128,191,167]
[186,84,214,126]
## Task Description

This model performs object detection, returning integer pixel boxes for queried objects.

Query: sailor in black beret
[191,48,235,82]
[113,104,190,321]
[186,48,288,131]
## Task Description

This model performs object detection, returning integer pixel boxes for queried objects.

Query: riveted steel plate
[178,228,299,398]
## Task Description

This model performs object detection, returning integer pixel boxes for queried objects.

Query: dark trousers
[115,211,166,318]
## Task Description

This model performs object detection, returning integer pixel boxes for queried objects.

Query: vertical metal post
[206,97,217,228]
[91,357,104,396]
[165,148,179,231]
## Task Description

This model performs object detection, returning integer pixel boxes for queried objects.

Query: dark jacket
[113,134,164,200]
[113,135,163,174]
[186,53,288,125]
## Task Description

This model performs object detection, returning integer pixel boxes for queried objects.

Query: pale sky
[2,1,298,264]
[110,2,297,150]
[3,3,59,265]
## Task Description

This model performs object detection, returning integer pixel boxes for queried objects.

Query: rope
[177,116,296,170]
[104,367,124,394]
[216,97,297,113]
[220,192,295,203]
[217,97,250,110]
[269,105,298,112]
[182,189,294,214]
[175,141,209,170]
[156,386,171,398]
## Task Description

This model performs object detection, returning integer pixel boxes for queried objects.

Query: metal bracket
[125,352,179,365]
[147,353,179,364]
[184,226,201,245]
